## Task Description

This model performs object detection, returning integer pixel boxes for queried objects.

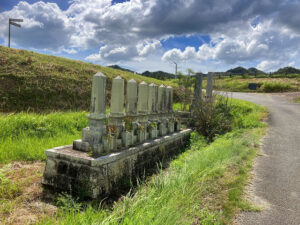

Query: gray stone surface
[74,73,107,153]
[206,72,213,102]
[126,79,137,116]
[110,76,125,117]
[158,85,165,113]
[137,81,148,115]
[148,83,156,113]
[167,86,173,113]
[89,72,106,120]
[194,73,203,102]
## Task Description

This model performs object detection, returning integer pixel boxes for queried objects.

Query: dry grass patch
[0,162,57,225]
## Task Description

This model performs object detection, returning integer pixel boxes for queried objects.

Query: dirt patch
[0,162,57,225]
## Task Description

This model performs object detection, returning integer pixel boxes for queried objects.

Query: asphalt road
[227,92,300,225]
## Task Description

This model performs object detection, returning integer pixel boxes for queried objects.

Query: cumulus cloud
[0,1,72,50]
[257,60,284,72]
[162,18,300,71]
[1,0,300,71]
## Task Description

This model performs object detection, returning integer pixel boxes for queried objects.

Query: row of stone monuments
[73,72,179,156]
[42,72,214,198]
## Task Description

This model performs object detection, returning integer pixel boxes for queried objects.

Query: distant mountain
[248,67,265,75]
[108,65,136,73]
[142,70,176,80]
[225,67,265,76]
[275,67,300,74]
[226,67,249,75]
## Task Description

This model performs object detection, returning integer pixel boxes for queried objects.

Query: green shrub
[193,96,266,142]
[193,97,233,142]
[260,82,292,92]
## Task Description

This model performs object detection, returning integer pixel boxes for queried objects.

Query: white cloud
[137,40,162,56]
[257,60,283,72]
[1,0,300,71]
[0,1,72,50]
[63,48,77,54]
[162,19,300,71]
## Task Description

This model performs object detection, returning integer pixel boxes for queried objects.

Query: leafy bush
[193,96,266,142]
[193,96,233,142]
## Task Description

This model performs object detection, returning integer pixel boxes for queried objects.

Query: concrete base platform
[42,129,192,199]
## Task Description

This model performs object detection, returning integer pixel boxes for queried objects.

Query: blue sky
[1,0,300,73]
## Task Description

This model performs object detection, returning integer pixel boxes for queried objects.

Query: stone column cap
[94,72,106,77]
[139,81,147,85]
[113,75,123,80]
[128,78,137,83]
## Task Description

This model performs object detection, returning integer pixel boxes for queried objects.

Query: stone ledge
[45,129,192,167]
[42,129,192,199]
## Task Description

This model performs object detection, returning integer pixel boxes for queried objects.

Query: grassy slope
[0,46,175,112]
[33,99,267,225]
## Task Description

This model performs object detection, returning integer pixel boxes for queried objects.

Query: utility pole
[172,61,177,79]
[8,18,23,48]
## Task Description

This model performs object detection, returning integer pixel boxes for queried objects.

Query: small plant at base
[124,117,133,132]
[149,122,157,131]
[138,124,145,131]
[56,193,82,213]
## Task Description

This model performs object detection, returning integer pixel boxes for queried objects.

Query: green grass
[212,77,299,93]
[37,99,267,225]
[0,46,177,112]
[260,82,292,92]
[0,112,88,163]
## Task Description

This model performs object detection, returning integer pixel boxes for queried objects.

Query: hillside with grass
[0,46,176,112]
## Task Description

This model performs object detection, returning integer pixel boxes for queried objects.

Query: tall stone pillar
[137,81,148,115]
[137,81,148,142]
[110,76,125,117]
[154,85,158,113]
[157,84,165,113]
[110,76,125,135]
[148,83,156,114]
[126,79,137,116]
[166,86,174,133]
[158,85,167,136]
[74,72,107,155]
[194,73,203,102]
[191,73,203,111]
[123,79,137,147]
[206,72,214,103]
[165,86,170,113]
[167,86,173,113]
